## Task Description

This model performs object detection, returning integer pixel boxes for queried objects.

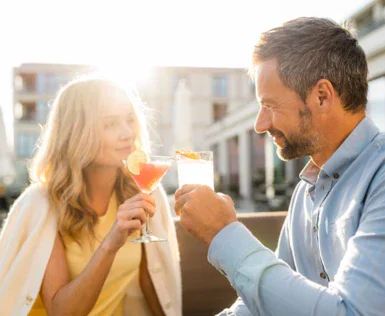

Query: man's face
[254,60,320,161]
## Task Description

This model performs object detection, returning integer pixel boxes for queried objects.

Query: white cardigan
[0,183,182,316]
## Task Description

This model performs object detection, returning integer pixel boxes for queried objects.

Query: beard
[270,105,320,161]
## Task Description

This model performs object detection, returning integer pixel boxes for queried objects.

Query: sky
[0,0,373,142]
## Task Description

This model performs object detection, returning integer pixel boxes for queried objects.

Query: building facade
[11,63,94,193]
[10,63,254,194]
[350,0,385,130]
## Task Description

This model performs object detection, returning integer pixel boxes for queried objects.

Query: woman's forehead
[102,99,134,116]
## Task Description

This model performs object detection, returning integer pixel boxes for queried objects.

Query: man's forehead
[254,59,279,82]
[254,60,281,98]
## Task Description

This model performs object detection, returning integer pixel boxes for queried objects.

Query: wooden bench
[174,211,287,316]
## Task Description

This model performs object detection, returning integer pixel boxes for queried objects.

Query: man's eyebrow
[260,98,277,106]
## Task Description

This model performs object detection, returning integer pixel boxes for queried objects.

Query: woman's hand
[103,193,156,252]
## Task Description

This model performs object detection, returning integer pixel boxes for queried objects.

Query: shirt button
[26,295,34,305]
[320,272,327,279]
[151,264,161,273]
[313,226,318,233]
[165,301,172,309]
[321,185,325,190]
[333,173,339,179]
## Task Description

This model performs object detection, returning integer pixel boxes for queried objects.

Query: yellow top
[30,193,152,316]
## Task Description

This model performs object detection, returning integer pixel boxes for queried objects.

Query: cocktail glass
[126,155,173,243]
[176,151,214,189]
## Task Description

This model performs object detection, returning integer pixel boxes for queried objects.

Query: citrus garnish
[126,149,148,175]
[175,148,200,160]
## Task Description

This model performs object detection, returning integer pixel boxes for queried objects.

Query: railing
[175,211,287,315]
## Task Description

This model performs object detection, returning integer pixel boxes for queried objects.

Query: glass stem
[145,212,151,235]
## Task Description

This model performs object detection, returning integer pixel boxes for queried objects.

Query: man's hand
[174,185,237,246]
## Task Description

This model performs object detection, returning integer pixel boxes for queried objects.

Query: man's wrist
[205,220,238,246]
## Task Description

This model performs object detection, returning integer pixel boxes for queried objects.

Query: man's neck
[311,112,366,168]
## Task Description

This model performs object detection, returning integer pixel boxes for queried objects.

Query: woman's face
[94,97,138,168]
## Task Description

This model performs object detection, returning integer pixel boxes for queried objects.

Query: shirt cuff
[208,221,266,283]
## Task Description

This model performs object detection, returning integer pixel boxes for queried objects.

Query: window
[212,76,228,97]
[36,102,50,124]
[212,102,227,122]
[173,76,189,92]
[36,73,65,94]
[17,132,40,158]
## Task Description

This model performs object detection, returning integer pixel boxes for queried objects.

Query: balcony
[14,102,50,124]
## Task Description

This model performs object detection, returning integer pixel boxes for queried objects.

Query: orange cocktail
[125,150,173,243]
[131,161,171,193]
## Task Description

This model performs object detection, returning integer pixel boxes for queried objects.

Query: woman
[0,76,182,315]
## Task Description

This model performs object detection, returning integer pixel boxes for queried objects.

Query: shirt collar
[300,117,379,185]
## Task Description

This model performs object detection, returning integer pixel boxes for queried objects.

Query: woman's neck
[83,165,119,216]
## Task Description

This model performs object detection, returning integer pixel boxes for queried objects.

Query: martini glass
[126,155,173,243]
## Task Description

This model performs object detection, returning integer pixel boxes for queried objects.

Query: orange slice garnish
[175,148,200,160]
[126,149,148,175]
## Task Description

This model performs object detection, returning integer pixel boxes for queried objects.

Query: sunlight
[94,60,154,91]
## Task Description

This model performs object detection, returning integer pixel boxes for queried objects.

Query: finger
[118,208,147,224]
[175,184,201,201]
[122,219,142,232]
[120,200,156,217]
[124,193,156,206]
[174,192,191,216]
[217,192,234,205]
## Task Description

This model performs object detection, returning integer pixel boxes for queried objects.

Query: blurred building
[10,63,254,196]
[11,63,94,194]
[350,0,385,130]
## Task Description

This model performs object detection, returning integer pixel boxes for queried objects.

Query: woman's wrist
[100,239,119,256]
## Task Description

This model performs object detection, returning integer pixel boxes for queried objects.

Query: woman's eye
[105,121,118,128]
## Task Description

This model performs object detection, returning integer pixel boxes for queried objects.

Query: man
[175,17,385,315]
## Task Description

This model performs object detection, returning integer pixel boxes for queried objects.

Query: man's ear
[314,79,335,112]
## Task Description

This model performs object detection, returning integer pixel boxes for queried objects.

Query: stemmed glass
[125,155,173,243]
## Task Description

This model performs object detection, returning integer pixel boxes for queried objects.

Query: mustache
[267,128,285,138]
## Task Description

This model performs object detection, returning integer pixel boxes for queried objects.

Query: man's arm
[208,174,385,316]
[274,214,295,269]
[216,213,294,316]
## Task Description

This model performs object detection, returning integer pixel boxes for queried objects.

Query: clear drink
[176,151,214,189]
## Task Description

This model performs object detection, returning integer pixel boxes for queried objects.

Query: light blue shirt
[209,117,385,315]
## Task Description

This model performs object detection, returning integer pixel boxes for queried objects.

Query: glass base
[130,233,168,243]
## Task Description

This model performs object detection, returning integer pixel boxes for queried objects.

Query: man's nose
[254,107,271,133]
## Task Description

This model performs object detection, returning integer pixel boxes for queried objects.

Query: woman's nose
[120,121,135,140]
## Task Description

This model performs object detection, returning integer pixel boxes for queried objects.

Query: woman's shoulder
[17,182,48,203]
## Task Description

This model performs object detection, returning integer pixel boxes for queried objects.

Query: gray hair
[250,17,368,113]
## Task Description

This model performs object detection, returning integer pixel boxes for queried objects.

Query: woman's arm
[40,193,156,316]
[40,233,118,316]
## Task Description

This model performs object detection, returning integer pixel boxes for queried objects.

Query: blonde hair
[30,75,150,244]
